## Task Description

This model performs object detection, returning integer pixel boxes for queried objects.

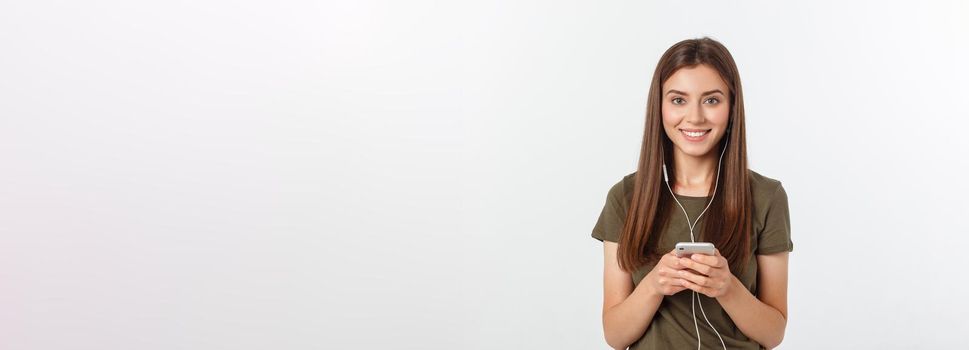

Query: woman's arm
[601,243,691,349]
[716,252,790,349]
[600,241,664,350]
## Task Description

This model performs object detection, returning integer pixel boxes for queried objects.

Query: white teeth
[682,130,708,137]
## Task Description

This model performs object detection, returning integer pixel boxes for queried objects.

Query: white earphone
[661,127,729,350]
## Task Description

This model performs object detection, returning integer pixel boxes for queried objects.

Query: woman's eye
[672,97,685,105]
[703,97,720,104]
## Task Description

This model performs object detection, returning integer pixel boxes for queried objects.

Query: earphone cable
[662,138,729,350]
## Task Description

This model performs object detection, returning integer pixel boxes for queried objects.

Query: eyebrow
[665,89,725,97]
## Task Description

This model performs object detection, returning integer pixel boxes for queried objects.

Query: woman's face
[661,64,731,159]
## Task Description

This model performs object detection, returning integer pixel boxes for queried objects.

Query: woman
[591,37,793,350]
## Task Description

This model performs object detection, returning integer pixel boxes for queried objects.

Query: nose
[683,102,706,124]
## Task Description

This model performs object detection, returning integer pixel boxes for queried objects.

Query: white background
[1,0,967,349]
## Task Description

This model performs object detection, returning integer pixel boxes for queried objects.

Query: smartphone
[675,242,715,258]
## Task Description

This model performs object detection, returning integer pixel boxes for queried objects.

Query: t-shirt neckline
[673,193,711,201]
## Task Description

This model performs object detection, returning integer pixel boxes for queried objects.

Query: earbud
[662,163,669,182]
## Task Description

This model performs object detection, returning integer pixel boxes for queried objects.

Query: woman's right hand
[643,249,689,296]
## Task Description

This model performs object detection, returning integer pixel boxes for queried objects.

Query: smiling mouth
[679,129,711,138]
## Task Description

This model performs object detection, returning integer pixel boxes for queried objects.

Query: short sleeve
[591,180,627,243]
[756,182,794,254]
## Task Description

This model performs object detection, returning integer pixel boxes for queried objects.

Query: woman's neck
[671,149,718,196]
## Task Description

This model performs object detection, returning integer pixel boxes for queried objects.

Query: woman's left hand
[676,249,735,298]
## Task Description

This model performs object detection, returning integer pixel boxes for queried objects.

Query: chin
[676,138,724,157]
[680,147,716,158]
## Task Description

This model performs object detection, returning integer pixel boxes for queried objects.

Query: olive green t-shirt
[591,169,793,350]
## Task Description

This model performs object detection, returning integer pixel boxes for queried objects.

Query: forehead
[663,64,728,94]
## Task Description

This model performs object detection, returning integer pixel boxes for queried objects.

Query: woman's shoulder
[605,171,638,204]
[747,168,786,206]
[748,168,781,188]
[620,171,637,189]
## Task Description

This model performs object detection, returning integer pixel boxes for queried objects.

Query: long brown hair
[617,37,753,276]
